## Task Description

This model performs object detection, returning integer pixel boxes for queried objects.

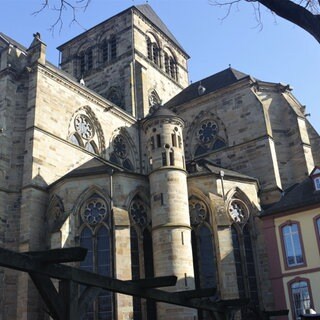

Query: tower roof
[165,67,250,108]
[134,4,188,56]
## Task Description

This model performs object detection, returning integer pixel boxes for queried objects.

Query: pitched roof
[187,159,258,182]
[261,177,320,217]
[165,67,250,108]
[58,4,188,56]
[134,4,188,56]
[0,32,27,52]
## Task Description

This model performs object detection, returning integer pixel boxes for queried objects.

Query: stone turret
[142,105,197,320]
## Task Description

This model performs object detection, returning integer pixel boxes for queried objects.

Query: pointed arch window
[129,197,155,320]
[189,198,217,288]
[110,134,135,171]
[79,195,113,320]
[229,197,260,313]
[189,197,217,320]
[69,113,100,155]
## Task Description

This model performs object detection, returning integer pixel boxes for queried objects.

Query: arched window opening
[194,119,227,157]
[146,35,159,66]
[79,195,113,320]
[229,197,260,315]
[109,134,135,171]
[69,112,101,155]
[130,228,142,320]
[189,198,216,320]
[143,229,157,319]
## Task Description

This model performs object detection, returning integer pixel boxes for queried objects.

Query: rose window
[130,200,148,227]
[189,200,207,226]
[83,199,107,225]
[113,135,127,158]
[74,114,94,140]
[198,121,218,144]
[228,199,248,224]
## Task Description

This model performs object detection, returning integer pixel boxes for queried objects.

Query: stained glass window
[79,197,113,320]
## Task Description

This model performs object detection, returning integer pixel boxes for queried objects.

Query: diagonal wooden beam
[25,247,87,263]
[29,273,65,320]
[171,287,216,299]
[126,276,177,288]
[0,247,247,313]
[78,286,103,317]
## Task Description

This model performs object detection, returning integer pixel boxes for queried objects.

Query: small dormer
[310,166,320,191]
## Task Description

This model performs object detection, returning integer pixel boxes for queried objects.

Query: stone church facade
[0,4,319,320]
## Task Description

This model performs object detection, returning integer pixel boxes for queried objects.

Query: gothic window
[130,198,148,229]
[280,222,305,268]
[69,113,100,155]
[228,199,249,225]
[289,279,312,320]
[129,197,154,319]
[195,120,226,156]
[110,134,135,171]
[229,197,260,312]
[148,90,161,108]
[189,197,217,320]
[79,195,113,320]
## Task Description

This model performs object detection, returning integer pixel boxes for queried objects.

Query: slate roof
[187,159,258,182]
[58,4,188,57]
[261,177,320,217]
[165,67,250,109]
[135,4,188,56]
[0,32,27,52]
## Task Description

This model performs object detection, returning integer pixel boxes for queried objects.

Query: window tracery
[129,198,149,229]
[79,194,113,319]
[195,120,226,156]
[228,199,249,225]
[68,107,105,156]
[189,199,208,226]
[110,133,135,171]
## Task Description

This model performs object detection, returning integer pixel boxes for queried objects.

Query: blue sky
[1,0,319,132]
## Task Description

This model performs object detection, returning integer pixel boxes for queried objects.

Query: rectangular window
[169,151,174,166]
[157,134,161,148]
[282,223,304,268]
[314,216,320,254]
[87,50,93,70]
[110,37,117,60]
[162,152,167,166]
[171,134,177,147]
[80,54,85,75]
[151,136,155,150]
[102,41,108,62]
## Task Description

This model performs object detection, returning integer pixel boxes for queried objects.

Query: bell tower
[142,105,197,320]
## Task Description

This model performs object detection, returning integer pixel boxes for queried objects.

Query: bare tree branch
[33,0,91,34]
[212,0,320,43]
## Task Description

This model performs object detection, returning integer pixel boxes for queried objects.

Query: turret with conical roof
[142,105,196,320]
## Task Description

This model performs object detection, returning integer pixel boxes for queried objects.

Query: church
[0,4,319,320]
